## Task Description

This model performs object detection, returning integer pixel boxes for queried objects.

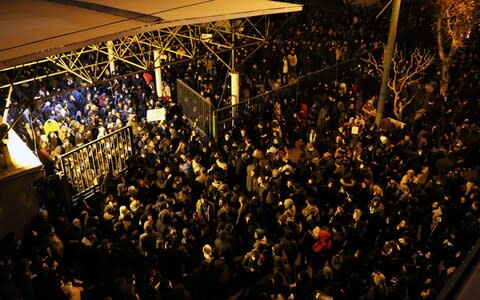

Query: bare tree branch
[363,45,434,120]
[435,0,480,94]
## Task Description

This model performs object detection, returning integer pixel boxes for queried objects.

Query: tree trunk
[436,15,457,97]
[439,61,450,96]
[436,16,449,96]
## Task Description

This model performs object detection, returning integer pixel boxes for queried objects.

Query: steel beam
[0,16,271,100]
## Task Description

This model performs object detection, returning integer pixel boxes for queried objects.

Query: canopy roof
[0,0,302,68]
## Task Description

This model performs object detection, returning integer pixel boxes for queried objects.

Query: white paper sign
[351,126,359,135]
[147,108,166,122]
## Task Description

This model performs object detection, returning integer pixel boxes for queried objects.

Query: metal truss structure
[0,15,272,102]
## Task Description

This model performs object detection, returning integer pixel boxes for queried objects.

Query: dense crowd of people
[2,1,480,300]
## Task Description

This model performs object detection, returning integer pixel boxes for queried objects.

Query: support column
[2,85,14,125]
[107,40,116,76]
[212,111,218,142]
[230,72,239,127]
[153,50,163,98]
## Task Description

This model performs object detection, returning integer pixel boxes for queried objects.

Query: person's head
[372,196,381,207]
[287,179,294,188]
[312,226,321,239]
[397,219,407,230]
[39,209,49,220]
[398,236,408,246]
[251,249,261,261]
[245,212,253,223]
[254,228,265,241]
[284,198,295,212]
[471,201,479,212]
[237,194,246,205]
[272,244,283,256]
[421,288,437,299]
[373,185,383,197]
[327,179,335,189]
[372,272,385,286]
[240,128,247,137]
[322,264,333,280]
[352,208,362,221]
[202,244,213,260]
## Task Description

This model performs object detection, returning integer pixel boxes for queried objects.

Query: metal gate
[176,79,213,136]
[59,126,134,196]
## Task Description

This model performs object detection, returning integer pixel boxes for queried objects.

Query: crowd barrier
[59,125,133,197]
[216,55,363,137]
[177,55,367,141]
[176,79,213,136]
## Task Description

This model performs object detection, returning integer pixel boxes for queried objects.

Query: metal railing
[175,50,378,139]
[216,57,360,135]
[59,125,133,196]
[176,79,213,136]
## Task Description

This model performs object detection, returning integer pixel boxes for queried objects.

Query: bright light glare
[7,130,42,169]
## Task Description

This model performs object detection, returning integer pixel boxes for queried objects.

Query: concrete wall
[0,169,44,240]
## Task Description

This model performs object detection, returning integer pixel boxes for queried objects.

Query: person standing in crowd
[2,1,480,299]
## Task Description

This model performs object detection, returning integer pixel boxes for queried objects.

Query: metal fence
[175,52,371,138]
[176,79,213,136]
[216,58,360,135]
[216,83,296,135]
[59,125,134,196]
